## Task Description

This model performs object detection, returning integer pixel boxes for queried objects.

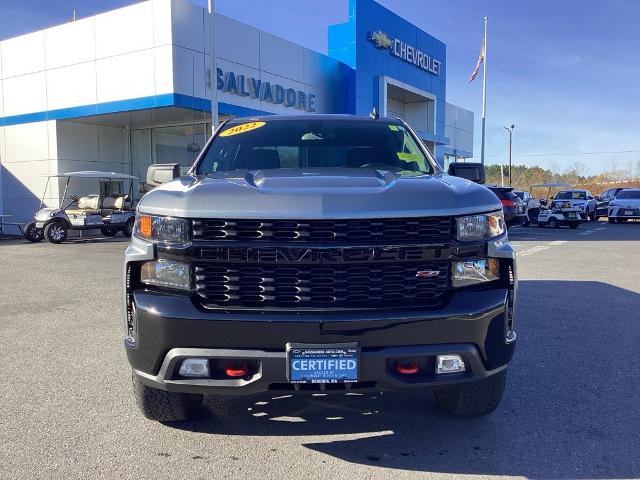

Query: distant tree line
[484,160,640,193]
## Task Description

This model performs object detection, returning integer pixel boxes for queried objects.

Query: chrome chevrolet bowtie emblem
[416,270,440,278]
[368,30,393,49]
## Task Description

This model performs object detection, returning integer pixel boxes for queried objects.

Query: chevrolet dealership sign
[216,68,316,112]
[368,30,441,76]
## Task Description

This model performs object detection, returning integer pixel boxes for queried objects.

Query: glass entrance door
[130,122,211,197]
[152,124,207,174]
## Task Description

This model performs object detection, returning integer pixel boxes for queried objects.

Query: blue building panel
[355,95,375,116]
[338,63,357,114]
[328,0,449,166]
[328,22,356,68]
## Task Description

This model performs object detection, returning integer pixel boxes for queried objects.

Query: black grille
[194,262,450,310]
[192,217,451,244]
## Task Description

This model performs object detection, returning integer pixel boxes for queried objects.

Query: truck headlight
[134,214,190,245]
[140,260,192,290]
[455,211,505,241]
[452,258,500,288]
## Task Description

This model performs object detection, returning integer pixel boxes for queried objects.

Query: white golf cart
[522,182,583,229]
[24,171,138,244]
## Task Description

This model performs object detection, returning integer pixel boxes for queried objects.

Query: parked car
[596,187,626,217]
[24,171,138,244]
[486,186,525,226]
[553,189,597,221]
[124,115,517,422]
[512,190,531,215]
[608,188,640,223]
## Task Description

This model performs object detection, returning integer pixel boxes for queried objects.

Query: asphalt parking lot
[1,220,639,480]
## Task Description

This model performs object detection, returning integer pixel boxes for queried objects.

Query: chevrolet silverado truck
[124,115,517,422]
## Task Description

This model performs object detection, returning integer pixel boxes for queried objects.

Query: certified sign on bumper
[287,343,359,384]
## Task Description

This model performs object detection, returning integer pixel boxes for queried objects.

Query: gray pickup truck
[124,115,517,422]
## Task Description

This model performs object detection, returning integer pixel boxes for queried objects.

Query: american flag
[468,44,485,82]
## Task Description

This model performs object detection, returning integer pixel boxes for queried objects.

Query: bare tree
[549,160,562,181]
[564,161,588,184]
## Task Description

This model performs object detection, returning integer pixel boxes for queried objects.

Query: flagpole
[480,16,488,165]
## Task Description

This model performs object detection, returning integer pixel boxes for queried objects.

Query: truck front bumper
[127,287,516,395]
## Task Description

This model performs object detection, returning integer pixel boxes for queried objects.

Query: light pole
[504,124,515,187]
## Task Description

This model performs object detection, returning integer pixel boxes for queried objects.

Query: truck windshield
[196,119,434,176]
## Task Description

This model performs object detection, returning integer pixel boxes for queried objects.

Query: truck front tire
[132,374,203,422]
[433,370,507,417]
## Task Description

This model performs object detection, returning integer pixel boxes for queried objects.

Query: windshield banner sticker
[219,122,266,137]
[397,152,422,162]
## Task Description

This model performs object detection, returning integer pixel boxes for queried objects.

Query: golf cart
[522,182,582,229]
[24,171,138,243]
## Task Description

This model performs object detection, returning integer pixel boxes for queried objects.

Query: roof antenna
[369,107,379,120]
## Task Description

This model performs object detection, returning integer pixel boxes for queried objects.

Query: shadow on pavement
[167,280,640,479]
[63,236,130,244]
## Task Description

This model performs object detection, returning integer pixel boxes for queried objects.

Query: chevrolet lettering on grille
[199,246,454,264]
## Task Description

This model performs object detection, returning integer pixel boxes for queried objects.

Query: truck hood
[137,169,501,219]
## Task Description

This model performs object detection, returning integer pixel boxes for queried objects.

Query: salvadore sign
[216,68,316,112]
[368,30,441,76]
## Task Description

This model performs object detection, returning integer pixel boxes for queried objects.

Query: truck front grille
[194,261,450,310]
[192,217,452,244]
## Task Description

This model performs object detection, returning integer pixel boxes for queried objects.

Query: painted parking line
[513,223,611,255]
[517,245,550,256]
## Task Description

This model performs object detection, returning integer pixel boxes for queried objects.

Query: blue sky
[1,0,639,174]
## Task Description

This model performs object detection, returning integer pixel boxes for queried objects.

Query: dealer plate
[286,343,359,384]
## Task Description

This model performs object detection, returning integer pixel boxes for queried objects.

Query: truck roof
[225,114,403,125]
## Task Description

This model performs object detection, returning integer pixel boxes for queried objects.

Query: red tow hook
[225,362,249,378]
[395,360,419,375]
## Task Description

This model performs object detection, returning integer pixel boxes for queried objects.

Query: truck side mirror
[146,163,180,187]
[447,162,486,184]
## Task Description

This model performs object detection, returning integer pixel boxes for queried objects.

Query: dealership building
[0,0,474,227]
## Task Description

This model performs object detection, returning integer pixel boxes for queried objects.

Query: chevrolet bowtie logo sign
[367,29,441,76]
[369,30,393,49]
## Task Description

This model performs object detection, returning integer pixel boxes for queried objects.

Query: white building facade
[0,0,474,228]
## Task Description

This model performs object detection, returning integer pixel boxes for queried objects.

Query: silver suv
[123,115,518,422]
